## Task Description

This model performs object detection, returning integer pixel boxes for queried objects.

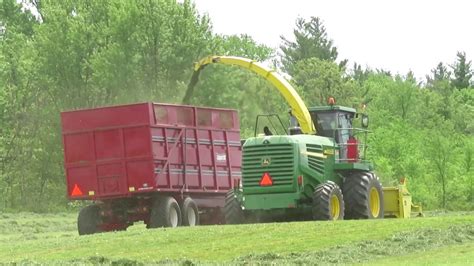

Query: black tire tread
[312,181,344,220]
[343,171,384,219]
[182,197,199,226]
[149,196,182,228]
[78,204,102,235]
[224,190,243,224]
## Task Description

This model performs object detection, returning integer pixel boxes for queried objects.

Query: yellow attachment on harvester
[184,56,315,134]
[383,178,423,218]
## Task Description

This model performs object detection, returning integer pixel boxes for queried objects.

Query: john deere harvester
[187,56,420,222]
[229,104,380,222]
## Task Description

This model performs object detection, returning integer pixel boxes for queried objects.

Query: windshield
[311,112,337,138]
[310,111,354,138]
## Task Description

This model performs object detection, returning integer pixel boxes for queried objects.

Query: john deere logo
[261,157,271,166]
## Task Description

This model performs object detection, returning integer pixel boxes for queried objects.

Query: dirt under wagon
[61,102,242,235]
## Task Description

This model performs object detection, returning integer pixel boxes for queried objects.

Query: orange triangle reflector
[71,184,83,196]
[260,172,273,186]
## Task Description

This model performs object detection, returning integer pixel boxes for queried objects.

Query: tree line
[0,0,472,211]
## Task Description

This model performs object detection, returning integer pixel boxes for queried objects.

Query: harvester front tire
[343,172,384,219]
[78,204,102,235]
[312,181,344,220]
[149,196,182,228]
[224,190,244,224]
[182,197,199,226]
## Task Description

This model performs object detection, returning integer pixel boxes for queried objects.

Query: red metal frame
[61,102,242,210]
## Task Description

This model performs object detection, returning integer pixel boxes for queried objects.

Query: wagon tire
[343,171,384,219]
[182,197,199,226]
[149,196,182,228]
[224,190,244,224]
[78,204,103,235]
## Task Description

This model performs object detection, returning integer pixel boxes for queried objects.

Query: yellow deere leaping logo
[261,157,271,166]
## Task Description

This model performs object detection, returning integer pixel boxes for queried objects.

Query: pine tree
[426,62,450,84]
[451,51,473,89]
[280,17,343,75]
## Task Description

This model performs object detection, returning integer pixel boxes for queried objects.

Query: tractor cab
[308,103,368,164]
[310,107,354,138]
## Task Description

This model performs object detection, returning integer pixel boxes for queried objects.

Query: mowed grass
[0,212,473,264]
[367,242,474,265]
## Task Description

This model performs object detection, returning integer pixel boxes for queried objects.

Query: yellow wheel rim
[330,194,340,220]
[369,187,380,217]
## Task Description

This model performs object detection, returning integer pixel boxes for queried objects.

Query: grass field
[0,212,473,265]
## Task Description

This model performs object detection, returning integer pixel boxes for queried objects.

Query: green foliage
[279,19,472,210]
[451,51,473,90]
[426,62,451,86]
[0,2,472,212]
[280,17,345,75]
[0,0,272,210]
[292,58,360,107]
[184,34,275,137]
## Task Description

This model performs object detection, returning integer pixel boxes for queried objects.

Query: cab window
[311,112,337,138]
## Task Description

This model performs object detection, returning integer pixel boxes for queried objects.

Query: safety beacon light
[328,97,336,105]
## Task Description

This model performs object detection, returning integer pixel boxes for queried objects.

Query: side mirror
[361,114,369,128]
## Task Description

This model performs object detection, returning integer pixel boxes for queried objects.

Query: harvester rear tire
[312,181,344,220]
[343,172,384,219]
[182,197,199,226]
[149,196,182,228]
[224,190,244,224]
[78,204,102,235]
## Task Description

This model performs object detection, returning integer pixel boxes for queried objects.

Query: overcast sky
[192,0,474,79]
